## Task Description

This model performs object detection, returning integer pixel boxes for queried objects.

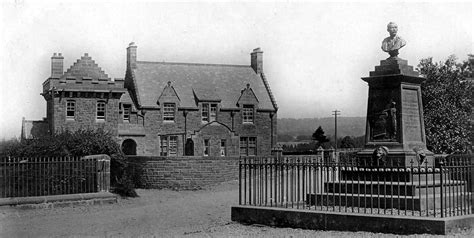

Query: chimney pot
[127,42,138,70]
[250,47,263,74]
[51,52,64,78]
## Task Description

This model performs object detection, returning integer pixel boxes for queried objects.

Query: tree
[312,126,330,145]
[340,136,356,149]
[418,55,472,154]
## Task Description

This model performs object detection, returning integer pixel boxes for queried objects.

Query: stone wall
[119,107,276,156]
[126,156,240,189]
[50,96,120,135]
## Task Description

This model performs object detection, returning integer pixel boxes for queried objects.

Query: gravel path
[0,180,472,237]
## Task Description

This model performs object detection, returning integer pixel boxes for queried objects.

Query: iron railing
[238,154,473,218]
[0,156,107,198]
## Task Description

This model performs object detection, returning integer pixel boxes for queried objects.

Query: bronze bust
[381,22,406,58]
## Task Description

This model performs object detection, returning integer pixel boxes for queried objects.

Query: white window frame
[242,105,254,124]
[240,137,257,156]
[220,139,226,157]
[96,101,106,121]
[163,103,175,122]
[210,104,217,121]
[123,104,131,122]
[202,103,218,123]
[202,103,209,122]
[66,100,75,120]
[160,135,178,156]
[204,139,210,156]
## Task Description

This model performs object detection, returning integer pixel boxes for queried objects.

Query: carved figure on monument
[381,22,406,58]
[371,146,389,166]
[371,100,397,141]
[386,101,397,140]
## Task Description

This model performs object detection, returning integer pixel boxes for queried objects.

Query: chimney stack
[251,48,263,74]
[127,42,137,70]
[51,53,64,78]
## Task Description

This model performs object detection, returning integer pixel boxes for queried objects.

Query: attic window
[163,103,175,122]
[202,103,218,123]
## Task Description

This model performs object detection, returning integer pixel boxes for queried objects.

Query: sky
[0,0,472,139]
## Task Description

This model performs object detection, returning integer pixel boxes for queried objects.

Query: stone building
[22,44,278,157]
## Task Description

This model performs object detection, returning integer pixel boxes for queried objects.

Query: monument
[309,22,444,211]
[357,22,434,167]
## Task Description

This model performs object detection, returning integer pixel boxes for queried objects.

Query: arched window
[122,139,137,155]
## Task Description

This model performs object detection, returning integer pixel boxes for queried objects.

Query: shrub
[1,129,137,197]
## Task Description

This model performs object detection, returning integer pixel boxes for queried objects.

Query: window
[163,103,175,122]
[210,104,217,121]
[97,101,106,120]
[202,103,218,122]
[220,139,226,156]
[169,137,177,156]
[123,104,131,122]
[160,136,167,156]
[248,137,256,156]
[202,104,209,122]
[243,105,254,123]
[240,137,257,156]
[204,139,210,156]
[160,135,178,156]
[66,100,75,119]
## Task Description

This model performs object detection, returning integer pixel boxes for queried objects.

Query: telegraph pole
[332,110,340,152]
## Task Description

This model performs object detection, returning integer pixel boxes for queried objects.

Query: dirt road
[0,180,472,237]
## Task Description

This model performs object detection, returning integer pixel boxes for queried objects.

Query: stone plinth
[358,57,433,167]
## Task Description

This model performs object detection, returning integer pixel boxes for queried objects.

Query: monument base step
[306,192,472,211]
[324,180,466,196]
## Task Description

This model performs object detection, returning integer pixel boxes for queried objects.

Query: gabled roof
[61,53,110,80]
[157,82,180,105]
[130,61,277,111]
[237,84,259,106]
[120,91,138,112]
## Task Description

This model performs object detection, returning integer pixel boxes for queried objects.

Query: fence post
[98,156,111,192]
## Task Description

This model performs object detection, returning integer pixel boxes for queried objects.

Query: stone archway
[122,139,137,155]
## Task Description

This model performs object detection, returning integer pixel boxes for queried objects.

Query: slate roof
[130,61,277,111]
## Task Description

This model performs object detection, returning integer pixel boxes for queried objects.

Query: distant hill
[277,117,366,140]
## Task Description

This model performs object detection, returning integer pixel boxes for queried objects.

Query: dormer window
[242,105,254,123]
[163,103,175,122]
[202,103,218,123]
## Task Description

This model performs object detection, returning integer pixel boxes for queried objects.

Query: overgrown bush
[1,129,137,197]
